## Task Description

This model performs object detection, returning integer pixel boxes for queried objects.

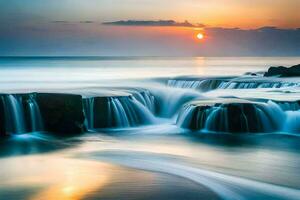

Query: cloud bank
[51,20,95,24]
[201,26,300,56]
[102,20,205,27]
[0,21,299,56]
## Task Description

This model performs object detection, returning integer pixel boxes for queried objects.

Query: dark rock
[226,103,262,133]
[36,93,85,135]
[178,98,281,133]
[264,64,300,77]
[188,106,210,130]
[83,97,111,128]
[0,97,6,137]
[93,97,128,128]
[244,72,258,76]
[187,103,264,133]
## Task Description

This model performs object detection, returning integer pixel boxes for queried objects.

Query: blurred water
[0,56,300,92]
[1,132,300,200]
[1,57,300,199]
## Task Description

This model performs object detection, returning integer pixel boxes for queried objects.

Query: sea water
[1,57,300,200]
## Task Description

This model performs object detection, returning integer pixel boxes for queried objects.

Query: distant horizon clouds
[102,20,206,28]
[0,0,299,56]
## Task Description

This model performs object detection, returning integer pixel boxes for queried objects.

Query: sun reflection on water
[31,158,110,200]
[0,156,111,200]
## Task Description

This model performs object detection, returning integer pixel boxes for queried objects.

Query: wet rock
[36,93,85,135]
[0,97,6,137]
[0,93,32,136]
[187,103,263,133]
[83,97,110,128]
[177,99,281,133]
[244,72,258,76]
[83,95,155,129]
[226,103,262,133]
[264,64,300,77]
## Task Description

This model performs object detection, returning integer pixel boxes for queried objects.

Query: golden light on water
[0,156,111,200]
[31,158,110,200]
[0,152,159,200]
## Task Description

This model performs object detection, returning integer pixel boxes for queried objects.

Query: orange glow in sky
[197,33,204,40]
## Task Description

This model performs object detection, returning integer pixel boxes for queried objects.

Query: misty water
[1,57,300,200]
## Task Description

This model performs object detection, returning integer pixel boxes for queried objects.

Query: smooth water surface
[1,57,300,200]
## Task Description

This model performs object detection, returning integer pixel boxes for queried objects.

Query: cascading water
[279,101,300,133]
[2,95,26,134]
[109,97,130,127]
[27,95,44,132]
[276,101,300,111]
[177,100,286,133]
[167,79,225,91]
[167,78,300,91]
[83,98,95,129]
[108,96,156,127]
[83,93,157,129]
[218,81,300,89]
[284,111,300,133]
[131,90,156,113]
[149,87,202,118]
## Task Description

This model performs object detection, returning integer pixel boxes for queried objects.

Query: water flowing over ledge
[0,88,159,136]
[167,76,300,90]
[0,94,44,135]
[83,89,157,129]
[0,73,300,137]
[177,98,300,133]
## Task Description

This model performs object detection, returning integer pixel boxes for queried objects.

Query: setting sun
[197,33,204,40]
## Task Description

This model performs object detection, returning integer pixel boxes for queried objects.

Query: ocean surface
[1,56,300,200]
[0,56,299,91]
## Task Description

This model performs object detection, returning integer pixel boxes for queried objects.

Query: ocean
[1,56,300,200]
[0,56,299,91]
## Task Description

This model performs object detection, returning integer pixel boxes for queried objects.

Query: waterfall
[2,95,26,134]
[204,106,230,132]
[167,79,300,91]
[177,100,286,133]
[177,104,235,132]
[150,87,202,118]
[83,94,156,129]
[109,97,131,127]
[83,98,95,129]
[167,79,224,91]
[280,101,300,133]
[218,81,300,89]
[168,80,205,89]
[284,111,300,133]
[27,95,44,132]
[108,96,156,128]
[276,102,300,111]
[131,90,156,113]
[176,104,197,128]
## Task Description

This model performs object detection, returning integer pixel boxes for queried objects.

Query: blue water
[1,56,300,200]
[0,56,299,91]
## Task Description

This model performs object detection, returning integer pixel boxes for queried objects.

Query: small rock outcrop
[264,64,300,77]
[36,93,85,135]
[0,97,6,137]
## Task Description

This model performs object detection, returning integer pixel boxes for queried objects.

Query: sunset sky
[1,0,299,56]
